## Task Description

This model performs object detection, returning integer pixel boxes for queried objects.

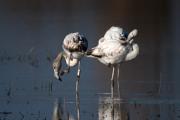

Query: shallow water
[0,0,179,120]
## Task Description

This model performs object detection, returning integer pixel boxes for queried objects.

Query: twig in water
[19,112,25,120]
[159,72,162,96]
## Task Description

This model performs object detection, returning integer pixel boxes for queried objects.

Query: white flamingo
[53,32,88,120]
[53,32,88,80]
[86,26,139,120]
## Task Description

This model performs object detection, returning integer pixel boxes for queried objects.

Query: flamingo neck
[125,43,139,61]
[64,55,78,67]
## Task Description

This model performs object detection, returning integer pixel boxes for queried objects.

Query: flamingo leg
[111,66,115,120]
[117,65,120,101]
[116,64,122,120]
[76,61,81,120]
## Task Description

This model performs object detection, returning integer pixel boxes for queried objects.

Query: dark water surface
[0,0,180,120]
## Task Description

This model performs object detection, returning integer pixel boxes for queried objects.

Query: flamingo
[86,26,139,120]
[53,32,88,120]
[53,32,88,80]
